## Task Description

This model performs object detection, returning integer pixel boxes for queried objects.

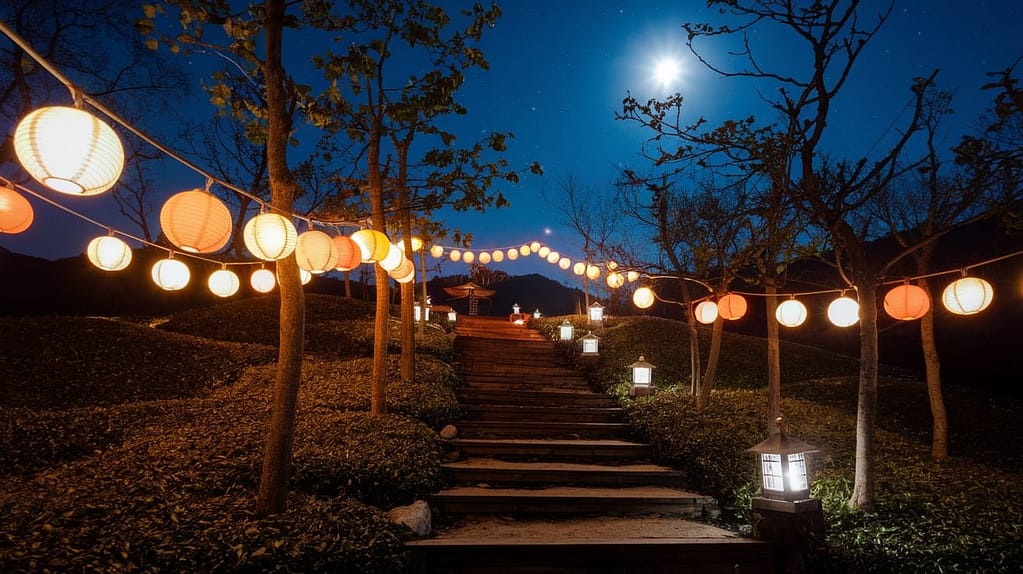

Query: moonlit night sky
[2,0,1021,284]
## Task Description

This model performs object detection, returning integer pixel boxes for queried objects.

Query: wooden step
[457,388,615,407]
[453,438,651,462]
[458,420,630,440]
[430,485,718,516]
[443,458,685,487]
[463,405,625,423]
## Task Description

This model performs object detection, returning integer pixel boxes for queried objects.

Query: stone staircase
[406,315,777,573]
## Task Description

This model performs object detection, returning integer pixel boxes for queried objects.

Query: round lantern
[530,241,541,253]
[884,283,931,320]
[607,261,619,271]
[333,235,362,271]
[942,276,993,315]
[627,270,640,283]
[573,262,585,276]
[151,257,190,291]
[633,286,655,309]
[586,265,600,281]
[558,256,571,270]
[430,244,444,258]
[389,257,415,283]
[828,296,860,327]
[250,268,276,293]
[379,242,405,271]
[492,250,504,262]
[546,251,559,264]
[86,235,132,271]
[295,229,338,273]
[159,189,232,253]
[607,272,625,289]
[351,229,389,262]
[14,106,125,196]
[717,293,748,320]
[449,249,462,262]
[208,268,240,297]
[694,300,719,324]
[408,236,424,252]
[0,187,34,233]
[519,244,530,257]
[508,248,519,260]
[463,251,475,264]
[244,212,297,261]
[775,298,808,327]
[538,246,551,258]
[479,251,492,264]
[300,268,312,285]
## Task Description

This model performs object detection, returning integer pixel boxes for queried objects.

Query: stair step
[430,485,718,516]
[457,389,614,407]
[443,458,685,487]
[459,421,630,439]
[463,405,625,423]
[453,438,651,462]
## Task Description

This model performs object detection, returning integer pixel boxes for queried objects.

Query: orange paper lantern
[160,189,233,253]
[717,293,748,320]
[351,229,389,262]
[0,186,34,233]
[883,283,931,320]
[333,235,362,271]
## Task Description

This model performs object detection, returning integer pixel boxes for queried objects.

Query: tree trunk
[400,278,415,382]
[368,107,388,414]
[697,315,723,411]
[764,281,782,434]
[918,274,947,460]
[256,0,304,516]
[418,249,428,338]
[848,282,879,511]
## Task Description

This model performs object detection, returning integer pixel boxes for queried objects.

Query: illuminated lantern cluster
[87,235,132,271]
[160,189,233,254]
[14,106,125,196]
[0,186,34,233]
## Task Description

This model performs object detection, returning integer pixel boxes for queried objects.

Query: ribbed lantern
[775,298,808,327]
[573,262,585,276]
[250,268,276,293]
[827,296,860,327]
[14,106,124,196]
[558,257,571,270]
[607,272,625,289]
[159,189,232,253]
[463,251,476,264]
[243,213,297,261]
[627,271,640,283]
[492,250,504,262]
[519,244,530,257]
[333,235,362,271]
[586,265,600,281]
[449,249,462,262]
[718,293,748,320]
[151,257,190,291]
[507,248,519,260]
[942,276,993,315]
[694,300,719,324]
[294,229,338,274]
[633,286,655,309]
[541,251,555,264]
[208,268,240,297]
[479,251,492,264]
[86,235,132,271]
[0,186,34,233]
[884,283,931,320]
[430,244,444,258]
[530,241,541,253]
[538,246,551,258]
[379,243,404,271]
[351,229,389,263]
[389,257,415,283]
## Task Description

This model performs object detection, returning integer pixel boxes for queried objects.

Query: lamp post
[588,300,604,325]
[627,355,656,397]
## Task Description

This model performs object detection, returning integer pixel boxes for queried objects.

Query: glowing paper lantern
[208,268,240,297]
[86,235,132,271]
[151,257,190,291]
[0,187,34,233]
[717,293,748,320]
[300,268,312,285]
[538,246,551,258]
[694,300,718,324]
[558,256,571,270]
[463,251,475,264]
[546,251,560,264]
[942,276,993,315]
[519,244,531,257]
[295,229,338,273]
[633,286,655,309]
[883,283,931,320]
[775,299,808,327]
[251,268,276,293]
[408,236,424,252]
[379,242,405,271]
[244,213,297,261]
[351,229,389,262]
[449,249,462,262]
[607,272,625,289]
[479,251,492,264]
[492,250,504,262]
[627,270,640,283]
[430,244,444,258]
[573,262,585,276]
[14,106,124,196]
[828,296,860,327]
[530,241,541,253]
[159,189,232,253]
[607,261,619,271]
[333,235,362,271]
[586,265,600,281]
[389,257,415,283]
[507,248,519,260]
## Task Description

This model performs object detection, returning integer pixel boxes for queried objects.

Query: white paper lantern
[827,296,860,327]
[379,242,405,271]
[244,213,297,261]
[151,257,190,291]
[558,256,571,270]
[573,262,586,276]
[479,251,492,264]
[519,244,531,257]
[449,249,462,262]
[694,300,718,324]
[538,245,551,258]
[389,257,415,283]
[530,241,541,253]
[14,106,124,196]
[492,250,504,262]
[941,276,993,315]
[250,268,276,293]
[296,229,339,273]
[507,248,519,260]
[586,265,600,281]
[208,268,240,297]
[463,251,475,264]
[159,189,233,253]
[300,268,312,285]
[775,299,808,327]
[86,235,132,271]
[607,272,625,289]
[430,244,444,258]
[633,286,655,309]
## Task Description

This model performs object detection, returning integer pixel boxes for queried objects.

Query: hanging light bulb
[151,257,190,291]
[86,235,132,271]
[250,267,276,293]
[775,298,808,327]
[159,189,232,253]
[0,186,34,233]
[244,212,297,261]
[828,295,860,327]
[14,106,124,196]
[208,267,240,297]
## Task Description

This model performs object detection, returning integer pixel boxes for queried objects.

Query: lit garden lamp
[414,297,432,322]
[512,303,521,314]
[747,418,825,542]
[588,300,605,325]
[580,331,600,355]
[447,309,457,322]
[628,355,656,397]
[533,309,542,319]
[559,320,575,343]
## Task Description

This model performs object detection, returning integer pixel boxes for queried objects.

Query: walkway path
[406,315,775,573]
